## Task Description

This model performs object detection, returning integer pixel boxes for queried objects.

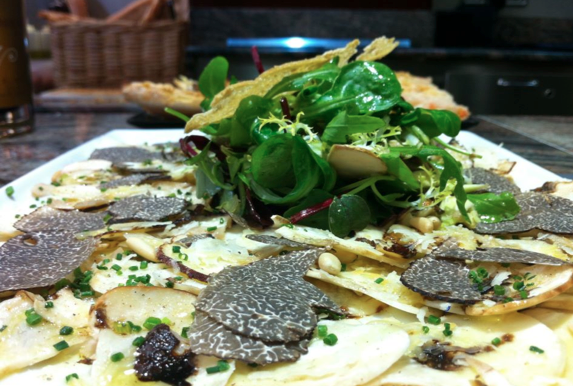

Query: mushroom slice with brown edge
[327,145,387,179]
[400,257,483,305]
[14,206,107,233]
[475,192,573,235]
[189,249,344,364]
[465,167,520,194]
[109,195,187,223]
[434,247,570,266]
[157,243,211,283]
[0,230,97,292]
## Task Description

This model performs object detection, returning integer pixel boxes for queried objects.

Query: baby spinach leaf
[249,136,320,205]
[199,56,229,111]
[251,134,296,189]
[468,192,520,223]
[414,108,461,138]
[322,111,386,144]
[310,150,337,192]
[328,194,371,238]
[302,61,402,124]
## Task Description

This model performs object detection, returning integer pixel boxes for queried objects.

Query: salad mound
[174,37,519,238]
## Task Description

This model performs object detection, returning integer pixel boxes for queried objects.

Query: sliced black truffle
[14,206,106,233]
[90,147,163,165]
[197,249,342,343]
[100,174,170,189]
[0,230,98,292]
[134,324,195,386]
[466,167,520,194]
[189,249,343,364]
[109,195,187,223]
[245,235,308,248]
[434,247,569,266]
[188,311,309,365]
[475,192,573,234]
[400,257,482,304]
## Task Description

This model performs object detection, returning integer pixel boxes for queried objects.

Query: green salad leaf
[328,195,371,238]
[199,56,229,111]
[468,192,521,223]
[322,111,386,144]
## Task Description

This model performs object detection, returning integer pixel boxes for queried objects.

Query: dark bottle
[0,0,33,138]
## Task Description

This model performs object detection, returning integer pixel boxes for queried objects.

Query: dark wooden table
[1,112,572,187]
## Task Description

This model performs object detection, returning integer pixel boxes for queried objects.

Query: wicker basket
[49,19,187,88]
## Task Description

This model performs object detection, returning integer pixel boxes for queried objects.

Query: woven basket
[50,19,187,88]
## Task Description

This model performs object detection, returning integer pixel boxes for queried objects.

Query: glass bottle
[0,0,33,139]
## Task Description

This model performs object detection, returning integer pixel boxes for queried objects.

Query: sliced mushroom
[327,145,387,179]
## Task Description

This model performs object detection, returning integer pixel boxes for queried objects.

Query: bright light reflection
[285,37,306,49]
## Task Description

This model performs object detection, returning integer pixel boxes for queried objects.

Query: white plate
[0,129,566,215]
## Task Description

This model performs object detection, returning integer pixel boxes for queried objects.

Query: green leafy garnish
[199,56,229,111]
[467,192,521,223]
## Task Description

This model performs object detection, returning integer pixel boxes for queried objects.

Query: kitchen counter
[1,112,572,187]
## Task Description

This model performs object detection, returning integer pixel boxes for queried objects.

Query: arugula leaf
[310,150,337,192]
[322,111,386,144]
[468,192,520,223]
[414,108,461,138]
[301,61,402,124]
[381,146,469,220]
[199,56,229,111]
[265,61,341,99]
[328,195,371,237]
[249,136,320,205]
[251,134,296,189]
[378,150,420,191]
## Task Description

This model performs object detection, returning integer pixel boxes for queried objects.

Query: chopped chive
[165,281,174,288]
[323,333,338,346]
[103,214,112,223]
[181,327,190,339]
[217,360,230,371]
[219,217,225,224]
[143,317,161,330]
[477,267,489,278]
[0,325,7,333]
[26,310,43,326]
[45,301,54,308]
[6,186,14,198]
[442,322,452,337]
[47,198,53,204]
[30,204,37,209]
[427,315,441,325]
[341,263,347,272]
[529,346,544,354]
[172,246,181,254]
[422,326,430,334]
[65,373,79,383]
[493,285,506,296]
[140,261,148,269]
[129,266,139,271]
[115,253,123,260]
[111,264,121,271]
[503,297,514,303]
[519,290,528,299]
[513,281,525,291]
[54,340,69,351]
[60,326,74,335]
[491,337,502,346]
[374,277,384,284]
[96,265,108,270]
[161,317,172,325]
[110,352,124,362]
[206,365,222,374]
[132,336,146,347]
[207,226,217,232]
[317,325,328,338]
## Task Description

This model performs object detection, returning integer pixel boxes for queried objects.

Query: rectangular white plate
[0,129,567,216]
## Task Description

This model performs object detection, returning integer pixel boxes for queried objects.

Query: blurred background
[22,0,573,115]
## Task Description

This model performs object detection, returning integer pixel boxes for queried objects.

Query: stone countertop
[1,112,572,187]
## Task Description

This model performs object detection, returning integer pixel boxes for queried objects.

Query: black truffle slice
[434,247,569,266]
[14,206,106,233]
[0,230,98,292]
[188,311,309,365]
[466,167,520,194]
[196,249,343,344]
[109,195,187,223]
[245,235,308,248]
[100,174,170,189]
[475,192,573,234]
[400,257,482,304]
[90,147,163,165]
[134,324,195,386]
